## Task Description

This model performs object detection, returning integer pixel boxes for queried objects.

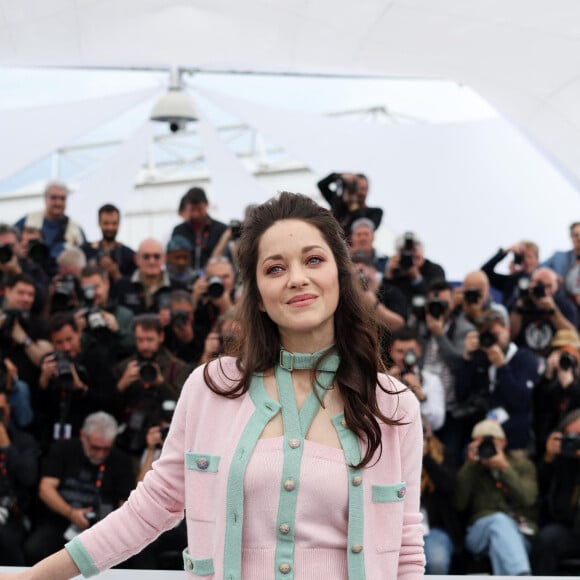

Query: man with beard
[81,204,136,281]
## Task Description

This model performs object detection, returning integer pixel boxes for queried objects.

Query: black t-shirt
[40,438,134,524]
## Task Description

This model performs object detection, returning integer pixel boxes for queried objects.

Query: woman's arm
[0,549,80,580]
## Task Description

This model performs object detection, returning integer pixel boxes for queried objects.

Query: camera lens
[0,244,13,264]
[206,276,225,299]
[138,360,157,383]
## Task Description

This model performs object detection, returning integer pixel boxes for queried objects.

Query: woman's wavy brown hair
[204,191,403,467]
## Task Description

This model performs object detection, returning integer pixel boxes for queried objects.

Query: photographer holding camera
[510,267,578,358]
[532,329,580,459]
[481,240,539,308]
[23,412,134,566]
[113,238,185,318]
[170,187,228,274]
[420,279,477,464]
[76,265,135,365]
[350,251,406,333]
[191,256,237,345]
[0,391,39,565]
[532,409,580,574]
[0,274,52,388]
[456,309,538,454]
[163,290,203,365]
[0,224,50,312]
[43,248,87,317]
[114,315,189,460]
[456,419,538,576]
[81,204,136,282]
[388,327,445,431]
[317,172,383,237]
[38,313,117,445]
[14,181,86,278]
[385,231,445,305]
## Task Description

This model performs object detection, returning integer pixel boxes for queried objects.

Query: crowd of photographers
[0,174,579,574]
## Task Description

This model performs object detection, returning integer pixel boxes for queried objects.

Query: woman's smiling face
[256,219,339,351]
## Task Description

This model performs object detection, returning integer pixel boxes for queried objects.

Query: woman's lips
[287,294,317,306]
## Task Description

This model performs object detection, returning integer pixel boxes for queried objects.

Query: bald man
[509,266,578,357]
[112,238,186,316]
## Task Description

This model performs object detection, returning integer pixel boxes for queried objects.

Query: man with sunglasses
[23,412,133,566]
[14,181,86,275]
[112,238,186,318]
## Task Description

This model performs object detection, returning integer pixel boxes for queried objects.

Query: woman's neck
[279,331,335,355]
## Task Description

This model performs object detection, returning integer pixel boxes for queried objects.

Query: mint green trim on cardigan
[334,413,366,580]
[273,358,338,580]
[185,452,221,472]
[65,536,100,578]
[182,548,215,576]
[222,375,281,579]
[372,482,407,503]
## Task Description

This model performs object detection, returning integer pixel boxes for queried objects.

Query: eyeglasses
[86,439,113,453]
[141,253,162,261]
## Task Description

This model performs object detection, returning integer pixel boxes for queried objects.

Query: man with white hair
[349,217,388,274]
[23,412,134,565]
[14,181,86,275]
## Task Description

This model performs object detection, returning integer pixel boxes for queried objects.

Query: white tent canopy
[0,0,579,278]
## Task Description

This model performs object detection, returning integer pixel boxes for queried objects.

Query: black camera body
[137,357,157,384]
[478,435,497,460]
[479,330,498,349]
[206,276,225,299]
[399,233,416,271]
[561,433,580,458]
[531,281,546,299]
[427,298,448,319]
[84,511,99,527]
[464,288,481,305]
[229,220,242,241]
[560,351,578,372]
[27,240,49,265]
[0,244,13,265]
[1,308,28,341]
[402,349,418,375]
[54,351,72,377]
[170,309,189,328]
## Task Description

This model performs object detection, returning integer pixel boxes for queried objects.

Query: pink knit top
[242,436,349,579]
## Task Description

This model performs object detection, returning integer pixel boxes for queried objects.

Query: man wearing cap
[456,419,538,576]
[533,329,580,458]
[171,187,227,275]
[165,235,197,292]
[456,309,538,453]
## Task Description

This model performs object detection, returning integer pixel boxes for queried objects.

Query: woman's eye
[307,256,323,265]
[266,265,283,275]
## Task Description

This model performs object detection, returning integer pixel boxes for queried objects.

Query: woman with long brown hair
[2,192,424,579]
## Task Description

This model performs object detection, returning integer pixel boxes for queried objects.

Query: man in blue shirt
[14,181,86,276]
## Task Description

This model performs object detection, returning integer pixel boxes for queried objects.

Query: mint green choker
[278,345,340,372]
